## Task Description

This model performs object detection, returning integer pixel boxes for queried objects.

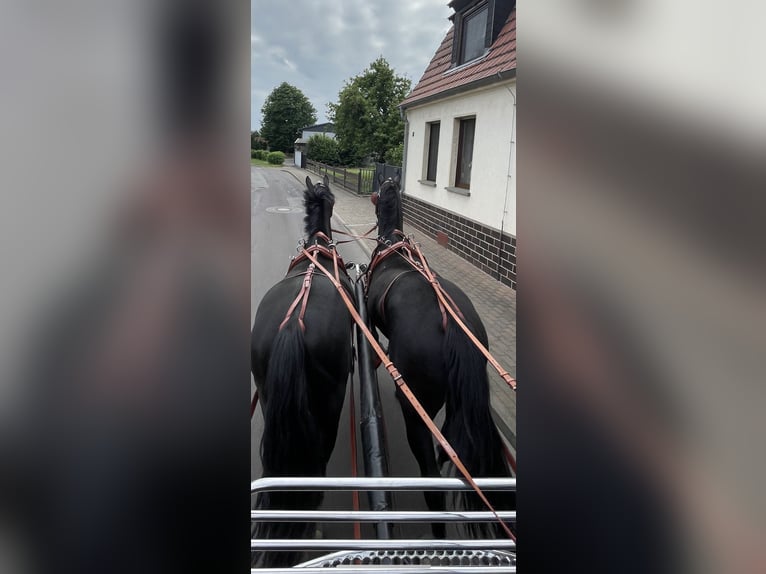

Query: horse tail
[440,318,515,538]
[252,323,323,568]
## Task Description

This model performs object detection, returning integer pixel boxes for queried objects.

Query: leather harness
[366,232,517,392]
[366,233,467,333]
[279,232,350,333]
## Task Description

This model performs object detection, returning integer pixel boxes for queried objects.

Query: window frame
[424,121,441,183]
[452,0,492,66]
[454,116,476,190]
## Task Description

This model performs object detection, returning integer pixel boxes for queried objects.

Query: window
[455,117,475,189]
[425,122,440,182]
[459,3,489,64]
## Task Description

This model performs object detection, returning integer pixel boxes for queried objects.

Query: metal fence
[306,159,375,196]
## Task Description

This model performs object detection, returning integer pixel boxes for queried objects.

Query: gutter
[399,68,517,112]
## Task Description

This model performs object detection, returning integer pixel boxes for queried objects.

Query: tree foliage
[306,134,341,165]
[260,83,317,153]
[384,142,404,167]
[251,130,268,150]
[328,57,411,165]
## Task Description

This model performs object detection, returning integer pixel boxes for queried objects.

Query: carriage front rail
[251,476,517,573]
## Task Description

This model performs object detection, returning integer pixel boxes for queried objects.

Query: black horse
[251,175,354,566]
[365,174,513,538]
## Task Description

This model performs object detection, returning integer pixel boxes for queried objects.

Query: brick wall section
[402,193,517,289]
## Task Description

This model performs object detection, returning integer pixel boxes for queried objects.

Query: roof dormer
[448,0,515,67]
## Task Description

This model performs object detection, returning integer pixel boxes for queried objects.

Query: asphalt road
[251,166,433,541]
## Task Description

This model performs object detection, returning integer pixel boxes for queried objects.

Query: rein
[329,224,379,245]
[410,239,518,392]
[299,246,516,542]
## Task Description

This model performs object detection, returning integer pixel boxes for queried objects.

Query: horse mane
[303,184,330,237]
[377,181,402,238]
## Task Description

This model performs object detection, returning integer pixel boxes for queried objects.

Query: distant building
[400,0,516,288]
[295,123,336,168]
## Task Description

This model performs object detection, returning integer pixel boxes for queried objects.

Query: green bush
[253,149,269,160]
[267,151,286,165]
[307,134,341,165]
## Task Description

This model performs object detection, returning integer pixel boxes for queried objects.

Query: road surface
[251,166,433,541]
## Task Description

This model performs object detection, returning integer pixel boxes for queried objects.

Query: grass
[251,157,282,167]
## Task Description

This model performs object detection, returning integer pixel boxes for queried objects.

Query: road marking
[265,206,303,214]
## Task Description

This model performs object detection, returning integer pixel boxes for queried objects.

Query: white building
[400,0,516,288]
[294,122,336,169]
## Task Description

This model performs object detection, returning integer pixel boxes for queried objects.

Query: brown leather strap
[366,240,408,278]
[411,240,518,392]
[288,240,349,275]
[331,224,378,244]
[278,265,315,332]
[369,240,462,332]
[369,233,517,392]
[300,247,516,541]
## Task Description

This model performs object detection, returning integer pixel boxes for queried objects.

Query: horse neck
[378,202,403,244]
[307,204,333,247]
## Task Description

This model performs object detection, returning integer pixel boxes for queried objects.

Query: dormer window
[459,3,489,64]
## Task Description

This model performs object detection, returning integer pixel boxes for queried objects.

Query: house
[400,0,516,289]
[294,122,336,168]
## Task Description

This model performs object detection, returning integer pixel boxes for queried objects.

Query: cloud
[251,0,452,130]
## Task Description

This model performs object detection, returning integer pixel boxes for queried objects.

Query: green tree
[328,57,411,165]
[251,130,268,150]
[384,142,404,167]
[307,134,341,165]
[260,83,317,153]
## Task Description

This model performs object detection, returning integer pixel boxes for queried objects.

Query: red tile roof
[400,9,516,108]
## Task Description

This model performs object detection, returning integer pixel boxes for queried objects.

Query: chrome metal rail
[251,476,516,493]
[251,510,517,522]
[251,476,517,572]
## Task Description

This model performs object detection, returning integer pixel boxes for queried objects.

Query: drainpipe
[399,106,408,194]
[497,75,516,281]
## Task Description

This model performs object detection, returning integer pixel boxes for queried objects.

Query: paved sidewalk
[282,165,517,447]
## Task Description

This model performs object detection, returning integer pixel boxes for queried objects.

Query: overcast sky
[251,0,453,131]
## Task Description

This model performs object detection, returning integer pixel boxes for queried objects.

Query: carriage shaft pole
[354,278,393,540]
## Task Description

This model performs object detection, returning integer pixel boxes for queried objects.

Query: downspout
[399,106,408,193]
[497,74,516,282]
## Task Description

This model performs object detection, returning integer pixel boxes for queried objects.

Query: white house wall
[404,81,516,236]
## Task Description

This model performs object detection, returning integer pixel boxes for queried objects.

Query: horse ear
[306,176,313,191]
[323,174,330,188]
[394,171,401,185]
[377,172,384,184]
